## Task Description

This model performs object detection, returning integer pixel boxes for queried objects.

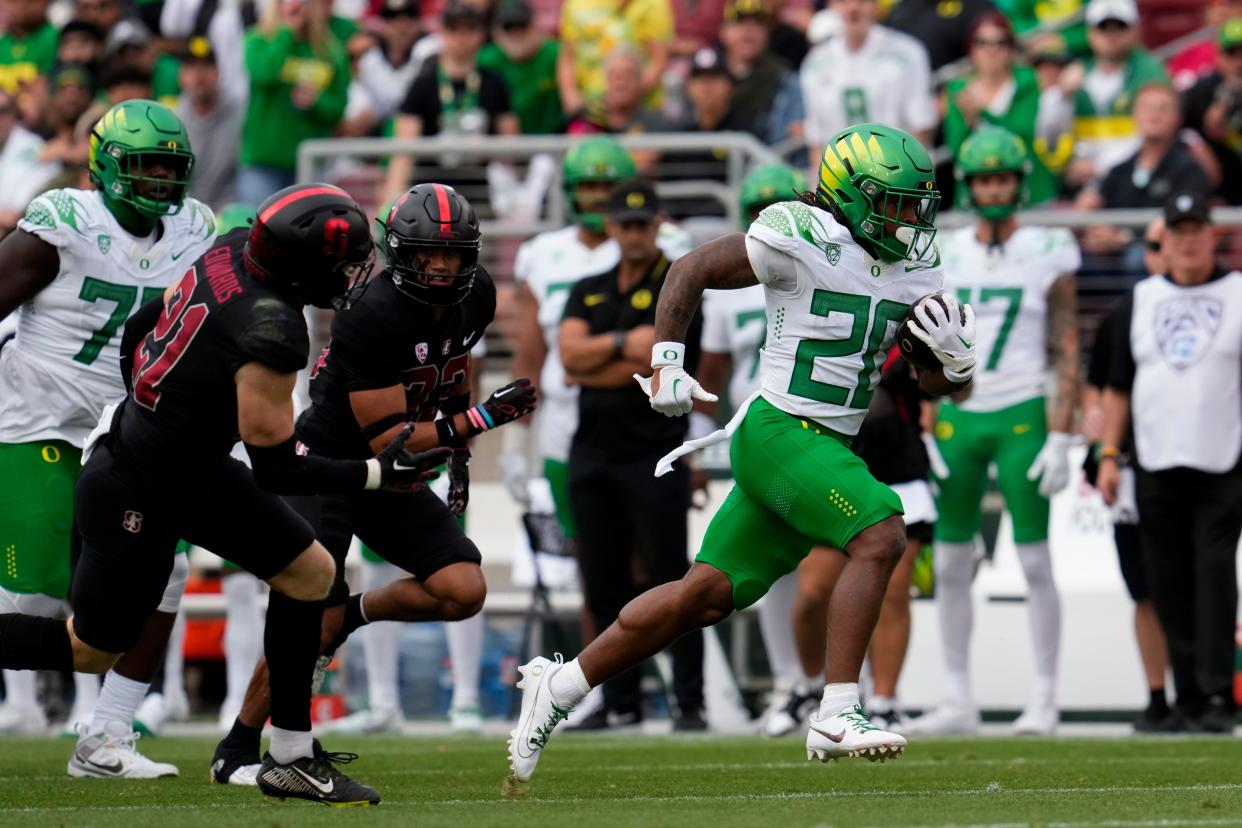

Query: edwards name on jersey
[0,188,215,447]
[297,266,497,460]
[745,199,943,436]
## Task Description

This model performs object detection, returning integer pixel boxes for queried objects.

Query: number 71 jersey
[0,188,215,447]
[745,201,943,437]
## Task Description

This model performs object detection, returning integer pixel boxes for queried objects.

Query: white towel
[653,390,762,477]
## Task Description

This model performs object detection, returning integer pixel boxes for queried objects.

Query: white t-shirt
[745,200,943,437]
[0,126,59,213]
[940,225,1081,412]
[0,190,216,447]
[799,25,937,156]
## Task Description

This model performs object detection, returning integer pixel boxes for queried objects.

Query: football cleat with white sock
[67,726,179,779]
[507,655,572,783]
[905,703,981,736]
[0,702,48,735]
[449,704,482,733]
[763,688,819,738]
[322,706,404,735]
[1012,704,1059,735]
[805,705,906,762]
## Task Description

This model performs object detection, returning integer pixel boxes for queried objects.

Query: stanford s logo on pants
[122,511,143,534]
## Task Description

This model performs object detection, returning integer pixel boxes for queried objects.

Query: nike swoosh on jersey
[462,331,475,345]
[808,722,846,743]
[290,764,334,794]
[170,250,190,261]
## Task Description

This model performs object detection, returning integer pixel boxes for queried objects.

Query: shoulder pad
[236,297,309,374]
[173,198,218,241]
[751,201,846,263]
[20,189,91,242]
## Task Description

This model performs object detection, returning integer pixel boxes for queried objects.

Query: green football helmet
[562,137,636,233]
[740,163,807,229]
[215,203,255,234]
[955,125,1031,221]
[89,99,195,230]
[816,123,940,263]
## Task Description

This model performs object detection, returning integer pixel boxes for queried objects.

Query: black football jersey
[110,229,310,475]
[851,352,930,485]
[296,266,497,459]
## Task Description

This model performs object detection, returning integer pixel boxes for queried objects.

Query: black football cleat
[257,740,380,806]
[209,736,262,786]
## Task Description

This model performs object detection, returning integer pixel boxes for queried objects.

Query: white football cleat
[1013,704,1058,735]
[0,702,48,736]
[67,727,179,779]
[133,692,168,737]
[322,706,404,735]
[806,704,906,762]
[763,689,819,738]
[449,704,483,733]
[507,655,572,783]
[905,703,980,736]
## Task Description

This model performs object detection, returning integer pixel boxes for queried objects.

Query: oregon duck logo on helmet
[562,137,637,233]
[89,99,195,229]
[815,123,939,263]
[955,124,1032,221]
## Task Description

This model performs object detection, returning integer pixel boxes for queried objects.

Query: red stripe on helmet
[259,185,347,225]
[432,183,452,235]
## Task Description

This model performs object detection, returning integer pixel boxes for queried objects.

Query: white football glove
[1026,431,1072,497]
[907,294,977,382]
[921,432,950,480]
[634,367,717,417]
[497,451,530,505]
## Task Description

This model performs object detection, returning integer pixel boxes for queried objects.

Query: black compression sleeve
[246,436,368,494]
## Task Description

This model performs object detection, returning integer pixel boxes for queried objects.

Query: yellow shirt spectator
[558,0,672,113]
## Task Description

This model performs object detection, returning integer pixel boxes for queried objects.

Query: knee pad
[157,552,191,614]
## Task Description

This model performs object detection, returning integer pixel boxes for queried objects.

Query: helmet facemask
[98,143,195,219]
[854,176,940,262]
[385,232,480,307]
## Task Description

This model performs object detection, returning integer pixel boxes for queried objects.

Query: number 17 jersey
[745,201,943,437]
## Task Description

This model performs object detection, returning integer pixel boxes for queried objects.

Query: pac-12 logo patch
[1155,297,1222,370]
[415,342,428,364]
[122,511,143,534]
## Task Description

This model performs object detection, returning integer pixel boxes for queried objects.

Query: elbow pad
[245,436,367,494]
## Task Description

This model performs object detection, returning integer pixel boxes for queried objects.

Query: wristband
[364,458,381,490]
[436,416,466,448]
[651,341,685,368]
[1098,444,1122,459]
[613,330,628,358]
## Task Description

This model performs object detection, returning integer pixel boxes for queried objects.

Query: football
[896,292,956,371]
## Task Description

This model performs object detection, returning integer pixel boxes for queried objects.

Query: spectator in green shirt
[479,0,562,133]
[237,0,350,206]
[0,0,59,94]
[943,12,1056,207]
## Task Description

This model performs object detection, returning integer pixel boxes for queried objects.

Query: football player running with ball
[508,123,977,782]
[906,126,1080,737]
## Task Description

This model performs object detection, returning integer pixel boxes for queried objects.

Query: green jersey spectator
[479,0,562,134]
[1000,0,1088,58]
[0,0,59,94]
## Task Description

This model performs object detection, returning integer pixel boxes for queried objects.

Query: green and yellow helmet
[88,99,195,229]
[816,123,939,262]
[955,124,1031,220]
[215,203,255,234]
[562,137,637,233]
[740,163,807,229]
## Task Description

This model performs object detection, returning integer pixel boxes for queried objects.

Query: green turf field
[0,734,1240,827]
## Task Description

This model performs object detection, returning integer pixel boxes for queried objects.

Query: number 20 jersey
[745,200,943,438]
[0,188,215,447]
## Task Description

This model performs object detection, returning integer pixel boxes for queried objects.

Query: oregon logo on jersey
[97,234,111,254]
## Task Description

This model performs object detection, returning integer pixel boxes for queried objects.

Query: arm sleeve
[1104,293,1136,392]
[246,435,368,494]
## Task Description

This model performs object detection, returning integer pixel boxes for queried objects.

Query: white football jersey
[0,189,216,447]
[746,201,943,437]
[701,284,766,406]
[800,26,937,157]
[514,222,692,462]
[939,225,1081,413]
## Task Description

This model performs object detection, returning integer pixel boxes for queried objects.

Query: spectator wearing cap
[106,18,181,106]
[479,0,562,134]
[0,0,59,96]
[237,0,350,206]
[1006,0,1089,61]
[1182,18,1242,205]
[36,62,94,177]
[1055,0,1170,191]
[1167,0,1242,90]
[557,0,672,119]
[160,0,259,104]
[944,13,1056,208]
[720,0,804,149]
[74,0,125,39]
[56,20,105,71]
[0,85,58,235]
[344,0,438,133]
[559,177,705,732]
[177,36,242,208]
[883,0,998,72]
[1076,84,1213,278]
[382,2,517,204]
[1099,190,1242,734]
[800,0,936,160]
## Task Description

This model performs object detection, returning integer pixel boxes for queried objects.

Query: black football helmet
[381,183,480,306]
[245,183,376,310]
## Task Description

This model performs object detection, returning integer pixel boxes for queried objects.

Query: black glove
[447,449,470,517]
[369,425,452,491]
[479,377,538,428]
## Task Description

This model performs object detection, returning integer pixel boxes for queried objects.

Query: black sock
[264,591,323,733]
[223,718,262,753]
[326,593,368,656]
[0,614,74,671]
[1149,687,1170,712]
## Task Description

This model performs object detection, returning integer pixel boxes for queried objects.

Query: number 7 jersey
[745,200,943,437]
[0,188,216,447]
